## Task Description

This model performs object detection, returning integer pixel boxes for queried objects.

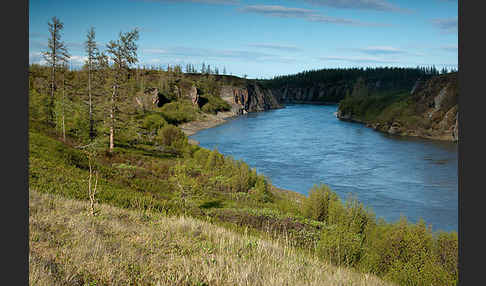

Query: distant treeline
[259,66,456,89]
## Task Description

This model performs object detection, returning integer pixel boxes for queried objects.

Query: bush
[359,217,455,285]
[156,125,187,149]
[159,100,198,124]
[200,94,231,114]
[252,175,273,203]
[302,184,338,222]
[318,224,363,267]
[142,113,167,134]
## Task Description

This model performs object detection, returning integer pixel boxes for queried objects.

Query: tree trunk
[62,71,65,142]
[88,59,94,140]
[109,85,115,152]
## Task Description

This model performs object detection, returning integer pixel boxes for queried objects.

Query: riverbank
[179,111,236,138]
[336,73,458,142]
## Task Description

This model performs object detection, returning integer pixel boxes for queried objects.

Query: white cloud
[239,5,390,26]
[302,0,411,13]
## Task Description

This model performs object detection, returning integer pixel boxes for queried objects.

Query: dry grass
[29,189,394,286]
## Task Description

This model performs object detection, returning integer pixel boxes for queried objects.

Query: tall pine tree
[105,29,139,152]
[42,16,70,125]
[85,27,98,140]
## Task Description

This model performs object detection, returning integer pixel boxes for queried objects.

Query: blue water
[190,104,458,232]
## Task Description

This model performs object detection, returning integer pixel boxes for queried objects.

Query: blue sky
[29,0,458,79]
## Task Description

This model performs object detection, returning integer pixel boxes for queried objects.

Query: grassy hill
[29,190,394,286]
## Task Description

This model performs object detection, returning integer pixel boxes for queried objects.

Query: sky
[29,0,458,79]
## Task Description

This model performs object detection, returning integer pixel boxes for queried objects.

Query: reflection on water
[191,104,458,232]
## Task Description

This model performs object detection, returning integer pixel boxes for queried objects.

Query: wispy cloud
[440,44,458,52]
[247,43,302,52]
[239,5,390,26]
[143,46,297,63]
[431,17,457,34]
[357,46,405,55]
[353,46,425,57]
[135,0,239,4]
[318,55,401,64]
[302,0,411,13]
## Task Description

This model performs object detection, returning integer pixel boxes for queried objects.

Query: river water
[190,104,458,232]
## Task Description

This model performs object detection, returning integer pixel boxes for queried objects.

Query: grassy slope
[29,190,394,286]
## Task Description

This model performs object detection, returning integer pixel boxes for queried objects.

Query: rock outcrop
[337,73,458,142]
[219,81,283,116]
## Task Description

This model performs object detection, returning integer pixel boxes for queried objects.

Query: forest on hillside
[259,66,454,89]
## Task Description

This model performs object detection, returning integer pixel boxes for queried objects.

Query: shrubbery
[300,184,458,285]
[142,113,167,135]
[301,184,338,222]
[159,100,198,124]
[200,94,231,114]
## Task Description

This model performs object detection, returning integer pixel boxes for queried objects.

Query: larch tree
[84,27,98,140]
[105,29,139,152]
[42,16,70,126]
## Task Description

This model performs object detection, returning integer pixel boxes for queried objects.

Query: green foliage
[159,100,198,124]
[204,148,224,171]
[200,94,231,114]
[252,175,273,203]
[302,184,338,222]
[142,113,167,134]
[156,124,188,150]
[318,224,363,267]
[29,89,50,123]
[359,217,455,286]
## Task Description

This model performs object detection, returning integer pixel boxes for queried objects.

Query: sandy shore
[179,111,237,142]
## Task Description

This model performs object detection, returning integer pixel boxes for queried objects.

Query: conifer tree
[85,27,98,140]
[105,28,139,152]
[42,16,70,125]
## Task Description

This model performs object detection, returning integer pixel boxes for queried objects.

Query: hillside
[258,67,439,104]
[29,190,393,286]
[337,72,458,142]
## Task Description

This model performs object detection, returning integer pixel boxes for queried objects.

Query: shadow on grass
[199,199,224,209]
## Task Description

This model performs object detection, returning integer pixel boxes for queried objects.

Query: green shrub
[252,175,273,203]
[200,94,231,114]
[318,224,363,267]
[302,184,338,222]
[142,113,167,134]
[159,100,198,124]
[434,231,458,283]
[29,89,50,123]
[156,124,187,149]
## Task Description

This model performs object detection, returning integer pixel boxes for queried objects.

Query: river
[190,104,458,232]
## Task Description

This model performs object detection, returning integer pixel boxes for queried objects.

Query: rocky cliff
[219,81,283,115]
[336,73,458,142]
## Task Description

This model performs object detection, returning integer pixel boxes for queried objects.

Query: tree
[42,16,70,125]
[105,28,140,152]
[85,27,98,140]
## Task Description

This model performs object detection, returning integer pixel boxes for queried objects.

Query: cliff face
[269,83,352,104]
[267,78,421,105]
[219,81,283,115]
[337,73,458,142]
